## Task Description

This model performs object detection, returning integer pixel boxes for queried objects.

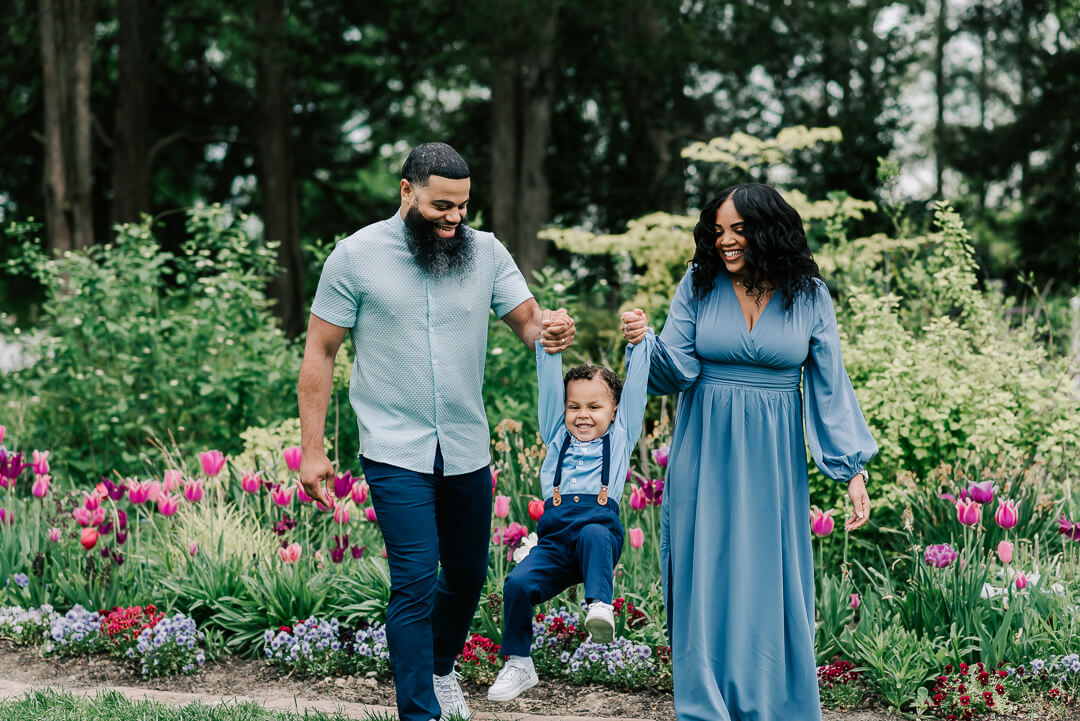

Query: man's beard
[403,204,474,278]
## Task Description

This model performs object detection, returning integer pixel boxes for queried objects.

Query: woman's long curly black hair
[691,183,821,309]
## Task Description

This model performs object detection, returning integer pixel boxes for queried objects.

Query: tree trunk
[934,0,948,198]
[489,2,558,281]
[256,0,304,337]
[110,0,153,227]
[40,0,96,252]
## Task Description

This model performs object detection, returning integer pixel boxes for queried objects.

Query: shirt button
[571,479,577,484]
[432,358,439,365]
[577,460,583,466]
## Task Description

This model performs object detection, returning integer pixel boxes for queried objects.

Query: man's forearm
[297,352,335,454]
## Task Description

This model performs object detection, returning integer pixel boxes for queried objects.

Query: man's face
[401,175,474,277]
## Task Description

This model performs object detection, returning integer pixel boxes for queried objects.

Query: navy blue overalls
[500,433,625,657]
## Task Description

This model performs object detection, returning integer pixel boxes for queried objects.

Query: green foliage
[849,614,947,712]
[4,207,301,480]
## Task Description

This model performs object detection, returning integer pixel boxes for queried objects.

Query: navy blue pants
[501,496,623,657]
[361,447,492,721]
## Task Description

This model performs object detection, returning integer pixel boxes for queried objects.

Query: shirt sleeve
[310,241,361,328]
[803,280,878,482]
[490,235,534,318]
[650,269,702,395]
[609,329,656,502]
[535,340,565,443]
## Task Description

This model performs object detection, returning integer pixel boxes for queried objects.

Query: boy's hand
[621,308,648,344]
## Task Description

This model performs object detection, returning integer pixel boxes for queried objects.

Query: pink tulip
[163,469,183,494]
[0,508,13,525]
[32,474,50,498]
[629,486,648,511]
[652,445,669,468]
[189,541,199,556]
[810,506,835,537]
[73,507,93,526]
[127,479,149,504]
[48,527,61,542]
[494,494,510,519]
[1015,571,1028,590]
[967,480,995,505]
[157,493,180,516]
[490,467,499,495]
[283,446,302,472]
[850,594,860,609]
[183,480,204,503]
[31,450,49,476]
[0,426,5,444]
[297,484,315,504]
[199,450,226,477]
[83,491,101,511]
[278,542,302,564]
[955,499,982,526]
[240,470,262,494]
[995,499,1020,529]
[91,507,106,526]
[365,506,377,523]
[350,481,369,506]
[629,527,644,549]
[80,527,98,550]
[271,486,293,507]
[333,503,351,525]
[528,499,545,521]
[997,540,1014,565]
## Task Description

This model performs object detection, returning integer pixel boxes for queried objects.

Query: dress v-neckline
[727,276,774,335]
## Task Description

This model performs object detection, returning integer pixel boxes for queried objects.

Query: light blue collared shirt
[310,213,533,475]
[535,330,655,503]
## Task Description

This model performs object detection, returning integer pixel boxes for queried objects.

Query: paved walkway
[0,679,655,721]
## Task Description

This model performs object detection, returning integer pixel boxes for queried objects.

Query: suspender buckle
[552,487,561,506]
[597,486,608,505]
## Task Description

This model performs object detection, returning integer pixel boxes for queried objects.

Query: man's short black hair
[401,142,470,187]
[563,364,623,403]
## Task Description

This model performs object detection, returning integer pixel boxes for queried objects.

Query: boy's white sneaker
[585,601,616,643]
[433,670,470,720]
[487,656,538,702]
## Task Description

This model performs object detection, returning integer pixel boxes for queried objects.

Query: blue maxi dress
[649,269,877,721]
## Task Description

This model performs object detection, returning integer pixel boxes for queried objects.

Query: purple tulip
[652,445,669,469]
[995,499,1020,529]
[333,471,355,500]
[924,543,959,568]
[967,480,995,505]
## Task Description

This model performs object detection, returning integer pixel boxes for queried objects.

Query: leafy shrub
[4,207,301,479]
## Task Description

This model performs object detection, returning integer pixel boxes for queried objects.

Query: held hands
[299,451,335,508]
[845,472,871,531]
[621,308,648,345]
[540,308,575,354]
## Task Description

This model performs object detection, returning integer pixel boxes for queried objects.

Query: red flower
[959,695,970,706]
[995,684,1005,695]
[959,662,969,674]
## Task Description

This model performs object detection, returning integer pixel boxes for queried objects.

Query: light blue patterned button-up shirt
[310,213,533,475]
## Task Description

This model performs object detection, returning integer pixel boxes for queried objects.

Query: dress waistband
[698,361,800,391]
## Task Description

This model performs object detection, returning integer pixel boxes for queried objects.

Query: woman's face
[713,195,748,276]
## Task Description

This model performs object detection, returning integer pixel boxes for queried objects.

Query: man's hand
[540,308,575,354]
[299,452,335,508]
[621,308,648,344]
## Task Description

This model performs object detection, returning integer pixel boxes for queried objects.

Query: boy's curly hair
[563,364,622,403]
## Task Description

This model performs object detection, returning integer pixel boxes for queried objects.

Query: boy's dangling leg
[576,516,624,643]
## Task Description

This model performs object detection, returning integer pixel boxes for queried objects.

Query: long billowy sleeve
[803,280,878,482]
[649,270,702,396]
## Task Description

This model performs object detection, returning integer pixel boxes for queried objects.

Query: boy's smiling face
[564,376,618,442]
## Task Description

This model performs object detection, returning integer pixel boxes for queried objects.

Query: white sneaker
[487,656,539,702]
[585,601,615,643]
[433,670,470,720]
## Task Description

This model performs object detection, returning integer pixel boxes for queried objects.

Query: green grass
[0,689,392,721]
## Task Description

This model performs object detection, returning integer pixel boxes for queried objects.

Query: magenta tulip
[199,450,226,477]
[850,594,860,609]
[350,480,368,505]
[967,480,995,505]
[1015,571,1028,590]
[127,479,149,504]
[83,491,101,511]
[31,474,50,498]
[0,508,14,525]
[997,540,1014,564]
[629,527,644,549]
[0,426,4,444]
[298,484,315,504]
[810,506,835,537]
[73,507,92,526]
[365,506,377,523]
[31,450,49,476]
[283,446,302,472]
[924,543,959,568]
[91,507,105,526]
[494,494,510,519]
[955,498,982,526]
[48,527,61,542]
[333,503,351,525]
[189,541,199,556]
[240,470,262,494]
[183,480,204,503]
[652,445,669,468]
[995,499,1020,529]
[157,493,180,516]
[271,486,293,507]
[629,486,648,511]
[333,471,355,499]
[490,467,499,495]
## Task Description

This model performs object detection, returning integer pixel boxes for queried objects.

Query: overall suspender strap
[551,433,612,506]
[551,433,573,506]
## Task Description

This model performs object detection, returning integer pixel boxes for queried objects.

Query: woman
[622,183,876,721]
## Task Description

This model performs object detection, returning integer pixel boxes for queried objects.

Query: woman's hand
[845,472,870,531]
[621,308,648,344]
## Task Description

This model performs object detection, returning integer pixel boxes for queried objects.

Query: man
[298,142,573,721]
